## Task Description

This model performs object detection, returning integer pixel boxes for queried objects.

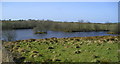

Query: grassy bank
[1,20,118,32]
[3,36,120,63]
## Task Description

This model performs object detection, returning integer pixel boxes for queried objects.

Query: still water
[2,29,117,41]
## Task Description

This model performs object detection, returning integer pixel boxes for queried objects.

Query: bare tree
[78,20,84,23]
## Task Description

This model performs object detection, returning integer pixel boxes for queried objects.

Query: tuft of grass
[3,36,120,62]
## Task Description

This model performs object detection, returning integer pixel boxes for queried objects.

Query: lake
[2,29,117,41]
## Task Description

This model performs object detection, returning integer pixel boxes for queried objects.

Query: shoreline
[5,35,119,42]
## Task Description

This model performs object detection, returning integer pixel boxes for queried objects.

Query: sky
[1,2,118,23]
[1,0,120,2]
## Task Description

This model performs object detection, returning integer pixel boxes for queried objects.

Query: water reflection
[2,29,117,41]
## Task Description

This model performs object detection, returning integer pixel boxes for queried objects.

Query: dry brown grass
[1,40,15,63]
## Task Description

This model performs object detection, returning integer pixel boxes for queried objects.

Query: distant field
[3,36,120,62]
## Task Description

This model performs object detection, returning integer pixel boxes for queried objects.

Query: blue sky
[1,2,118,23]
[1,0,119,2]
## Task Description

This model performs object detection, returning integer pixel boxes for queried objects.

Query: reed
[1,20,118,34]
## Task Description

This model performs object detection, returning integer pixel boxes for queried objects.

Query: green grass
[3,36,120,62]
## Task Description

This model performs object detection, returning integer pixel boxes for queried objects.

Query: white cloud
[1,0,120,2]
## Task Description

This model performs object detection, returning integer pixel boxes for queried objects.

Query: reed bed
[2,20,119,34]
